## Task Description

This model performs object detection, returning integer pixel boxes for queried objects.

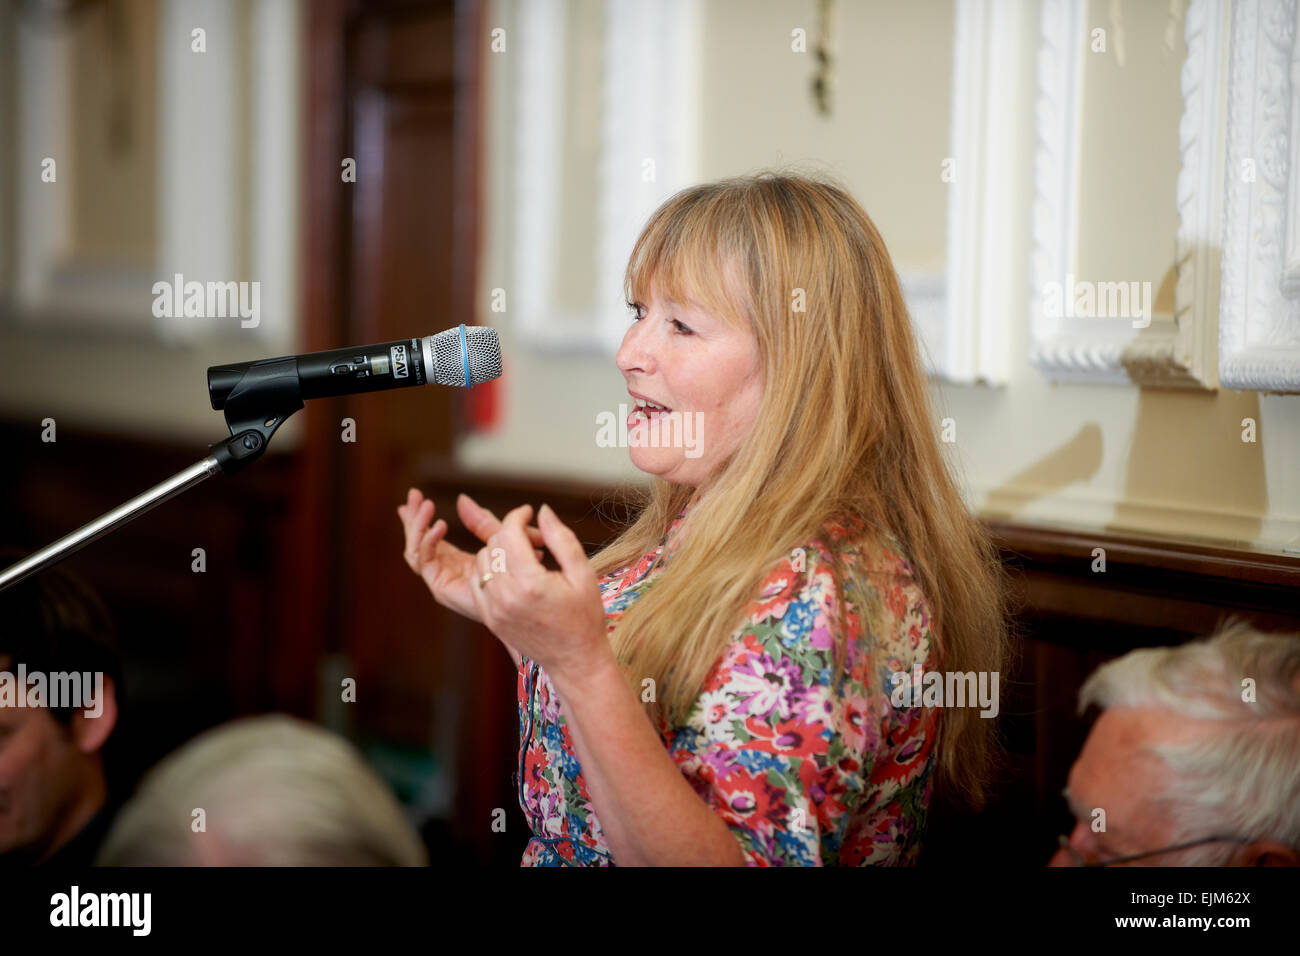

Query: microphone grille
[429,326,501,386]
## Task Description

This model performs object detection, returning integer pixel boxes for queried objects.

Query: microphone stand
[0,357,304,593]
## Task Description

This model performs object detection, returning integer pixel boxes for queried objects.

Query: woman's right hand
[397,487,547,624]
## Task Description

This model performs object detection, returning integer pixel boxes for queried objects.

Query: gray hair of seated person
[1077,618,1300,865]
[97,714,428,866]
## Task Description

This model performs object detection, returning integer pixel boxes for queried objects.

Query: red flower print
[750,562,805,623]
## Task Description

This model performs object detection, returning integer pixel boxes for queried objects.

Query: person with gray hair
[1049,618,1300,866]
[96,714,428,866]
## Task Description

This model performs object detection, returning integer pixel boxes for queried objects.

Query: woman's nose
[615,319,654,375]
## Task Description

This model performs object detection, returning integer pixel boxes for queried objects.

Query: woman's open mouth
[628,397,672,427]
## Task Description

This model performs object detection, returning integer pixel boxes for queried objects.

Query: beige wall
[465,0,1300,553]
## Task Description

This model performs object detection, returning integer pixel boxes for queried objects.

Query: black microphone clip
[207,356,303,476]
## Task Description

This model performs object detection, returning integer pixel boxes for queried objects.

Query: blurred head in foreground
[0,557,121,866]
[96,714,427,866]
[1051,620,1300,866]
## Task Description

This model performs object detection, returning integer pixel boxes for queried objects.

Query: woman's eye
[625,302,691,334]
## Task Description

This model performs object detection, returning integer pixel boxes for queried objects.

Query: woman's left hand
[470,502,611,682]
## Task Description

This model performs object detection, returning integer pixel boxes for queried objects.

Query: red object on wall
[465,374,500,431]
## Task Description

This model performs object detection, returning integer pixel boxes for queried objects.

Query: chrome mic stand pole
[0,457,222,591]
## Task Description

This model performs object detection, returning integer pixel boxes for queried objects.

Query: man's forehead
[1069,708,1187,805]
[1081,708,1169,764]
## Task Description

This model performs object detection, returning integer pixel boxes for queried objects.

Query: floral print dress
[515,503,940,866]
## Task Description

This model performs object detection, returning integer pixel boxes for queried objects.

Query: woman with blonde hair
[398,170,1010,866]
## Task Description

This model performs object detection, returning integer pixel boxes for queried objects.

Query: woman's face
[616,281,763,488]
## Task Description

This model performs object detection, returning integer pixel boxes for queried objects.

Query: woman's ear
[71,674,118,755]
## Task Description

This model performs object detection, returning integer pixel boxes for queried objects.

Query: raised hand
[397,487,546,624]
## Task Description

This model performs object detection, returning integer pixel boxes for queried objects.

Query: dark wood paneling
[0,420,297,792]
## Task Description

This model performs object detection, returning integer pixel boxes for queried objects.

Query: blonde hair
[97,715,428,866]
[594,169,1013,810]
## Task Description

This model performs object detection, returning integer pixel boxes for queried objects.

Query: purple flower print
[729,650,807,721]
[808,623,834,650]
[794,683,836,728]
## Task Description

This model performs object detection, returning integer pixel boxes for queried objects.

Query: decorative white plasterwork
[1169,0,1229,390]
[1030,0,1217,387]
[513,0,700,355]
[1218,0,1300,393]
[929,0,1025,386]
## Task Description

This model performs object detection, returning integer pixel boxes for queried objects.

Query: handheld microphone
[207,324,501,410]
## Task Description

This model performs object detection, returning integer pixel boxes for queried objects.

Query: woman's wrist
[548,637,621,705]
